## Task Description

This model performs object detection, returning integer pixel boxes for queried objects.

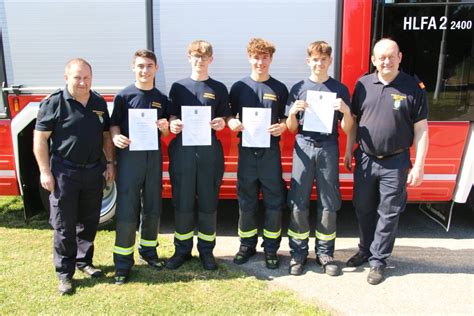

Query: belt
[372,148,408,159]
[52,155,100,169]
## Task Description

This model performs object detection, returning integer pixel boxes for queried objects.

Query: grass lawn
[0,197,326,315]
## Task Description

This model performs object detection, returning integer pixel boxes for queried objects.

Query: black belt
[52,155,100,169]
[371,148,408,159]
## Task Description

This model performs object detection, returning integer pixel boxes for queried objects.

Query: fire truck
[0,0,472,230]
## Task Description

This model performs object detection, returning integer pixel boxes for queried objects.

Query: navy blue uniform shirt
[110,84,169,140]
[286,77,350,144]
[35,88,110,164]
[351,71,428,157]
[229,76,288,142]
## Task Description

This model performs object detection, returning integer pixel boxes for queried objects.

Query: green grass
[0,197,326,315]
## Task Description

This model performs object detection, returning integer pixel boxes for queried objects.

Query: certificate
[302,90,336,133]
[182,106,211,146]
[242,107,271,148]
[128,109,158,151]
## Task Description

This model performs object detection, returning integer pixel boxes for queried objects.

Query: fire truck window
[380,2,473,121]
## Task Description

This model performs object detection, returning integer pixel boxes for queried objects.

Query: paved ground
[160,201,474,316]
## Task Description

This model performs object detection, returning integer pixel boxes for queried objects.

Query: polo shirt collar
[63,86,75,100]
[372,71,404,85]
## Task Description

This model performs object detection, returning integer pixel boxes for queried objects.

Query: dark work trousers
[49,158,104,281]
[168,135,224,255]
[287,138,341,260]
[113,149,163,272]
[237,141,287,253]
[353,148,410,268]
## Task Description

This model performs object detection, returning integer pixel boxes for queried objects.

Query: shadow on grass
[72,258,247,289]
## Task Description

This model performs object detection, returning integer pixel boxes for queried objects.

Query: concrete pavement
[161,201,474,315]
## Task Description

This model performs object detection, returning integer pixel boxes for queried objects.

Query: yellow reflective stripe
[174,231,194,241]
[139,238,158,247]
[238,229,258,238]
[198,231,216,242]
[113,245,134,256]
[287,229,310,240]
[315,230,336,241]
[263,229,281,239]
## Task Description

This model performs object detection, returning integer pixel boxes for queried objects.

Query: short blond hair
[188,40,213,56]
[65,58,92,75]
[247,38,276,57]
[307,41,332,57]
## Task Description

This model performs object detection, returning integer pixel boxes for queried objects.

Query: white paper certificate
[302,90,337,133]
[128,109,158,151]
[242,107,271,148]
[182,106,211,146]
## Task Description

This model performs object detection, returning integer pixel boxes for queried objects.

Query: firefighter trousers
[237,142,286,253]
[168,136,224,255]
[287,139,341,259]
[113,149,163,272]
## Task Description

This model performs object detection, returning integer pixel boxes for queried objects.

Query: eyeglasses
[190,54,211,61]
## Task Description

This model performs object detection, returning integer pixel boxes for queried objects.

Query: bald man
[345,39,429,285]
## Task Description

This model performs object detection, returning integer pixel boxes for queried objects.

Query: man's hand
[170,119,184,134]
[104,164,115,183]
[267,123,285,137]
[344,150,353,171]
[112,134,131,149]
[211,117,225,131]
[333,98,351,115]
[40,170,55,192]
[156,118,169,132]
[407,165,424,187]
[289,100,307,116]
[227,118,243,132]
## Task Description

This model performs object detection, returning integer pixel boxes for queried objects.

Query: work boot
[77,264,103,278]
[264,252,279,269]
[233,245,256,265]
[58,278,74,295]
[199,253,218,271]
[139,255,166,270]
[316,255,341,276]
[367,266,385,285]
[114,269,130,285]
[165,253,193,270]
[288,256,307,276]
[346,251,370,267]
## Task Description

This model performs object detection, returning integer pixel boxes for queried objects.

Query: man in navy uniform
[34,58,115,295]
[167,40,231,270]
[347,38,429,285]
[111,49,169,284]
[286,41,354,276]
[228,38,288,269]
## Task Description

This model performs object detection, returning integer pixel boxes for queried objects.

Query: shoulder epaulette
[413,74,426,90]
[44,88,62,100]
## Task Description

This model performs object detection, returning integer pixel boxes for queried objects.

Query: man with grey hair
[34,58,115,295]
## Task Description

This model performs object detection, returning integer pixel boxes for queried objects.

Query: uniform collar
[372,71,404,85]
[63,86,75,100]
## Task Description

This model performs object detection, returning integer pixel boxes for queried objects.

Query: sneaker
[165,253,193,270]
[367,266,385,285]
[114,270,130,285]
[58,278,74,295]
[346,251,370,267]
[316,255,341,276]
[139,256,166,270]
[199,253,218,271]
[233,245,256,265]
[78,264,103,278]
[264,252,279,269]
[289,257,307,276]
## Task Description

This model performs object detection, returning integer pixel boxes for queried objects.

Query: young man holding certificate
[228,38,288,269]
[167,40,231,271]
[286,41,354,276]
[110,49,170,285]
